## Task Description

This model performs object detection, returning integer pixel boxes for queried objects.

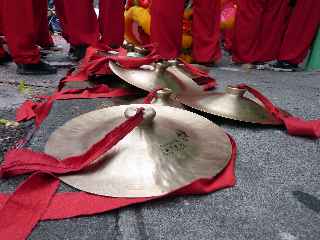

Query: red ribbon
[178,59,217,91]
[16,85,136,127]
[0,109,237,240]
[237,84,320,138]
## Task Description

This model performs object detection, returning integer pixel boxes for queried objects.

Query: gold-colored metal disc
[109,61,204,95]
[149,88,183,108]
[177,86,285,125]
[45,104,232,198]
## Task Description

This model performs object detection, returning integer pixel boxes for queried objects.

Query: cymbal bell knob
[226,85,246,97]
[166,59,179,66]
[124,106,156,125]
[156,88,173,100]
[154,62,169,72]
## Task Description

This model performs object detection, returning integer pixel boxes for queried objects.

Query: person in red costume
[54,0,125,61]
[271,0,320,72]
[232,0,292,69]
[0,0,11,65]
[2,0,57,74]
[150,0,221,64]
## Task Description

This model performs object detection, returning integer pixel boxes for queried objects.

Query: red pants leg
[278,0,320,64]
[2,0,40,64]
[0,0,5,58]
[192,0,221,63]
[151,0,185,59]
[36,0,54,48]
[99,0,124,48]
[54,0,70,42]
[55,0,99,46]
[232,0,266,63]
[256,0,291,62]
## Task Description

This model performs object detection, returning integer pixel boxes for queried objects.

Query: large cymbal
[109,61,204,95]
[177,86,286,125]
[45,104,232,198]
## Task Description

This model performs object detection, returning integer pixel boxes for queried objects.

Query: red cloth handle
[16,85,136,127]
[2,109,144,177]
[237,84,320,138]
[0,109,145,240]
[178,59,217,91]
[0,134,236,240]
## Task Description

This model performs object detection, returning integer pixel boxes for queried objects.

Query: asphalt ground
[0,37,319,240]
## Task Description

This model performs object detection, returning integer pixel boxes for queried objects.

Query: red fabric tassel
[237,84,320,138]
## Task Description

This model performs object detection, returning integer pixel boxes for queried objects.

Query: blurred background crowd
[0,0,319,75]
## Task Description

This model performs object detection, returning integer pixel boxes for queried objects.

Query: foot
[68,45,87,61]
[16,61,57,75]
[269,61,298,72]
[0,52,12,65]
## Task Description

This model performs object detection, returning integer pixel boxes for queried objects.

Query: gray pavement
[0,38,320,240]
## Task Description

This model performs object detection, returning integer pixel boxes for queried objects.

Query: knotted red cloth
[237,84,320,138]
[0,106,237,240]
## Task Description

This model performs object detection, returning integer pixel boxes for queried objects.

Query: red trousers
[232,0,291,63]
[2,0,52,64]
[0,0,4,58]
[151,0,221,62]
[55,0,124,47]
[278,0,320,64]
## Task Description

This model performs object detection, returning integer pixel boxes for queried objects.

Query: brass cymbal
[177,85,286,125]
[45,104,232,198]
[109,61,204,95]
[149,88,183,108]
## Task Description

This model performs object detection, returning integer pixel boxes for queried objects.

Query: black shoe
[68,45,87,61]
[0,52,12,65]
[16,61,57,75]
[270,61,298,72]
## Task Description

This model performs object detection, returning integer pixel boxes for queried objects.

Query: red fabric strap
[237,84,320,138]
[0,135,236,222]
[2,109,144,177]
[0,173,60,240]
[16,85,136,127]
[0,109,145,239]
[178,59,217,91]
